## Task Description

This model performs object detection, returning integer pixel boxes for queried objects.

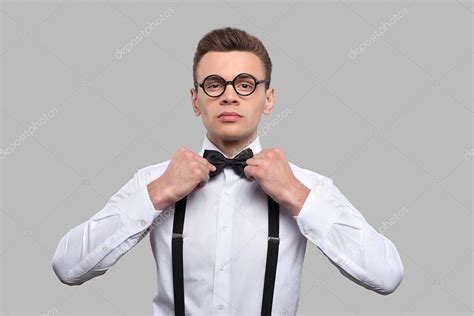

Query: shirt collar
[198,133,262,158]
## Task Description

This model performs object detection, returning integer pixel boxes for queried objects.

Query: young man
[52,27,404,315]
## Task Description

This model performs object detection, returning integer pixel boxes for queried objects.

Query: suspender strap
[171,195,280,316]
[172,196,187,316]
[261,195,280,316]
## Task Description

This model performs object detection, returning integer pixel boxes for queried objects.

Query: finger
[196,156,216,171]
[246,157,262,166]
[244,165,256,180]
[197,161,210,178]
[198,163,214,182]
[207,161,217,171]
[200,160,216,173]
[193,157,215,174]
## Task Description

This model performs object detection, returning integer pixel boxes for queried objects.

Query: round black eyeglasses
[194,73,270,97]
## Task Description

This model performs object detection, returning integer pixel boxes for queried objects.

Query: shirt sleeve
[51,169,163,285]
[293,177,405,295]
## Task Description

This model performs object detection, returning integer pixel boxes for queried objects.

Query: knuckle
[272,147,283,158]
[184,150,194,159]
[176,147,187,157]
[194,168,202,177]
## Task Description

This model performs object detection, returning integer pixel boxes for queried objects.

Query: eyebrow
[198,73,259,81]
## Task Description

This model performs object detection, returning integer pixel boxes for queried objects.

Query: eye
[205,81,223,90]
[237,81,254,90]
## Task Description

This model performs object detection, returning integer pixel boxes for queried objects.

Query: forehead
[196,51,265,80]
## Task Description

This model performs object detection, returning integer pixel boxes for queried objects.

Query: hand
[147,147,216,209]
[244,148,310,216]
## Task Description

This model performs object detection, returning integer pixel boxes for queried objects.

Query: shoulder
[288,161,334,191]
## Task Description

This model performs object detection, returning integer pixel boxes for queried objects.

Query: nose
[220,83,239,105]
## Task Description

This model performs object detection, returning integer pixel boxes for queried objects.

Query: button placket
[211,169,234,313]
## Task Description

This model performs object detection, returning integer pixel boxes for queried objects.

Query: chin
[214,128,247,141]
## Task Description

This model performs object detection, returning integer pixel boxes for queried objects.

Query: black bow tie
[203,148,254,179]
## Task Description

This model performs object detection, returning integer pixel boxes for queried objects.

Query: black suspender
[171,195,280,316]
[171,196,187,316]
[261,196,280,316]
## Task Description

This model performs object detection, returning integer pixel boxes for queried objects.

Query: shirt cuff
[293,186,343,245]
[118,186,162,234]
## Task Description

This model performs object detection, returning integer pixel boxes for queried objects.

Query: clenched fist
[147,147,216,210]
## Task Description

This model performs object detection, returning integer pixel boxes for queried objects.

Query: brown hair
[192,27,272,89]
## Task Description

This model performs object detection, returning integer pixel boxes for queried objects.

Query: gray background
[1,0,472,315]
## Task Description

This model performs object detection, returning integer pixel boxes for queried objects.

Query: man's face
[191,51,275,142]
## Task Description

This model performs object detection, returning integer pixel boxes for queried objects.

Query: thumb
[244,165,255,181]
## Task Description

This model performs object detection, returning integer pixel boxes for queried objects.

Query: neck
[207,131,257,158]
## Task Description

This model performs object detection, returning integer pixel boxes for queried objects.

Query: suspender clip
[267,236,280,244]
[172,233,184,239]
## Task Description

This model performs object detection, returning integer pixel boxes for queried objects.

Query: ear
[262,87,275,115]
[190,88,201,116]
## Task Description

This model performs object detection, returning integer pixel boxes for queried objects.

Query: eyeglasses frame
[194,72,270,97]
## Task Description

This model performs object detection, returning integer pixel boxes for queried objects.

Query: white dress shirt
[52,134,404,315]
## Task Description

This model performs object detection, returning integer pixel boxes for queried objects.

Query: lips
[218,111,242,118]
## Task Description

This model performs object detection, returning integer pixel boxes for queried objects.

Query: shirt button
[140,219,147,227]
[218,304,224,310]
[219,264,225,271]
[102,245,108,252]
[222,226,227,232]
[304,225,312,235]
[224,190,230,196]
